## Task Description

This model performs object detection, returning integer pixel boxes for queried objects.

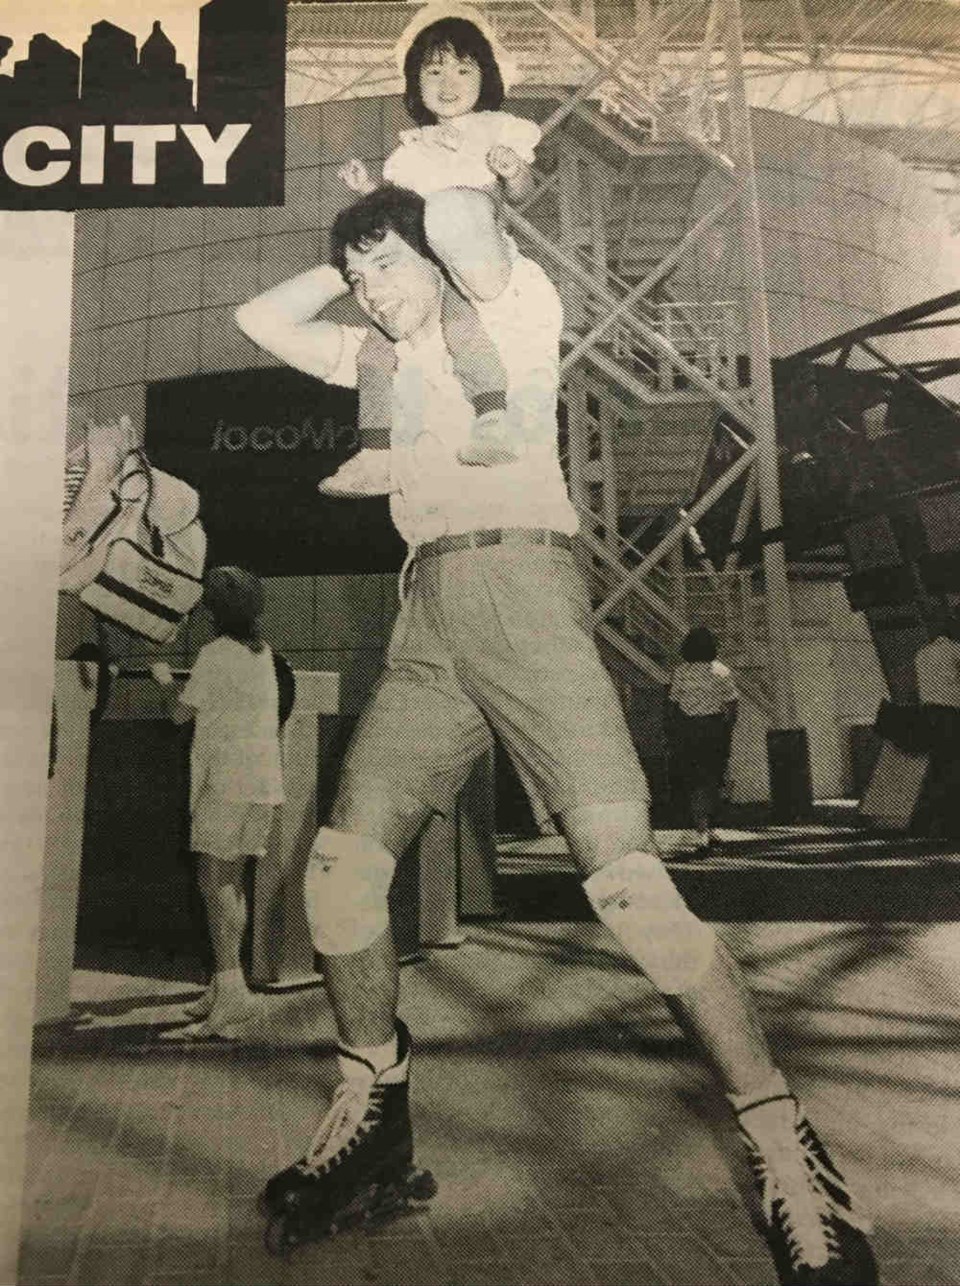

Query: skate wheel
[264,1213,299,1257]
[366,1187,403,1222]
[405,1168,438,1201]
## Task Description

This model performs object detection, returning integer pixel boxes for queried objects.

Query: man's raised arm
[235,264,351,381]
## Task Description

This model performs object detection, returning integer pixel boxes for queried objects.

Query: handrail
[509,205,758,429]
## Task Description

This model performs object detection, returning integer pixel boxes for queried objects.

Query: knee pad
[584,851,716,995]
[303,827,395,956]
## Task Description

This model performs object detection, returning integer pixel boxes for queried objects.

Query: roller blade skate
[737,1093,878,1286]
[260,1020,437,1256]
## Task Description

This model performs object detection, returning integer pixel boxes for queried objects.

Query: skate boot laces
[739,1095,871,1275]
[745,1120,837,1270]
[297,1078,385,1178]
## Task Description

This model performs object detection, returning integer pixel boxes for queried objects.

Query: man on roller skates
[236,184,879,1285]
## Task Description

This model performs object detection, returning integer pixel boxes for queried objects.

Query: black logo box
[0,0,285,210]
[146,369,407,578]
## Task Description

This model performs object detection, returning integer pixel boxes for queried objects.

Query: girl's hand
[487,144,523,180]
[150,661,174,687]
[338,159,372,193]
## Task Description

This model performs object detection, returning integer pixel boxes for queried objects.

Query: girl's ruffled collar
[399,112,488,149]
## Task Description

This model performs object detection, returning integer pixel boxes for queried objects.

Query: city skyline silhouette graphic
[0,0,286,210]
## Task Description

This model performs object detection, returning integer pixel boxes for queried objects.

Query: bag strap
[84,492,124,551]
[273,649,297,727]
[120,448,154,505]
[118,447,165,555]
[82,452,146,550]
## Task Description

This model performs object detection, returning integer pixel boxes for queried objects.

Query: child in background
[321,6,542,497]
[151,566,284,1037]
[666,626,738,855]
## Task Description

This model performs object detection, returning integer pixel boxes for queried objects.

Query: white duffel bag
[61,430,206,644]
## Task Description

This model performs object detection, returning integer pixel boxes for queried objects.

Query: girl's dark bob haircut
[403,16,505,125]
[681,626,719,663]
[203,565,265,651]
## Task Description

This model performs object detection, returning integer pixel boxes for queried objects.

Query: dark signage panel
[145,369,406,577]
[0,0,285,210]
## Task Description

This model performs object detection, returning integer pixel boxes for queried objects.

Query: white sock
[338,1033,398,1081]
[213,967,248,1007]
[728,1069,792,1121]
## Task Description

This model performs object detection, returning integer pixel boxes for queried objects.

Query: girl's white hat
[395,2,518,92]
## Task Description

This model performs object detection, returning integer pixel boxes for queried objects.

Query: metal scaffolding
[281,2,959,798]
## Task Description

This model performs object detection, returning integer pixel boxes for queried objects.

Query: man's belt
[416,528,573,560]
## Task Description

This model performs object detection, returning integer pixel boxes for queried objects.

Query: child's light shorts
[191,786,276,861]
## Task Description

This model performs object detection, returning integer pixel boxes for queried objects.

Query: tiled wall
[677,107,960,364]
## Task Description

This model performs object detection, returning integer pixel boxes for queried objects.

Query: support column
[723,0,812,818]
[33,662,97,1023]
[600,400,620,557]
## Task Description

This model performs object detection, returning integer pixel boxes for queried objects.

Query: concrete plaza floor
[18,856,960,1286]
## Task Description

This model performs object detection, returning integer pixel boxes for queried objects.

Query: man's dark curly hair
[403,16,505,126]
[330,185,431,277]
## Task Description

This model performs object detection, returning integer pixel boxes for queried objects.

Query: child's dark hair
[403,16,505,125]
[681,626,719,663]
[331,185,431,277]
[203,566,265,652]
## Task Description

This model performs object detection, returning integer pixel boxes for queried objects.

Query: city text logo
[0,0,285,210]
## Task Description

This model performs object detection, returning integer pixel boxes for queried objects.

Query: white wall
[729,579,889,802]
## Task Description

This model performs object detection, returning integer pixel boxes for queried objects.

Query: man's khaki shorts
[341,539,649,820]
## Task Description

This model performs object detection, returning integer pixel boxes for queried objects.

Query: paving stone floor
[18,916,960,1286]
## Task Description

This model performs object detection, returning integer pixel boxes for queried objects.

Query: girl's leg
[423,188,515,466]
[689,783,712,847]
[317,328,396,496]
[423,187,510,302]
[356,327,397,453]
[440,286,515,466]
[194,854,256,1027]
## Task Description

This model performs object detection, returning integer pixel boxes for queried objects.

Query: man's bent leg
[561,799,877,1285]
[261,779,437,1236]
[562,798,774,1094]
[304,778,432,1050]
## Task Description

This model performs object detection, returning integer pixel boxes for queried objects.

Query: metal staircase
[286,0,785,717]
[497,5,771,710]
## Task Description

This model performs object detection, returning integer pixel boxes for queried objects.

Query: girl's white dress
[180,637,284,860]
[383,110,541,196]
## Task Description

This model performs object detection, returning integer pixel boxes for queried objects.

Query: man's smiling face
[343,229,441,344]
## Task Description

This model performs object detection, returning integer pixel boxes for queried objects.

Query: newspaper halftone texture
[12,2,960,1284]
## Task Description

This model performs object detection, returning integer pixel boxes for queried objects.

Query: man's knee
[559,798,655,876]
[306,779,431,957]
[583,850,716,995]
[328,775,430,855]
[303,826,396,956]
